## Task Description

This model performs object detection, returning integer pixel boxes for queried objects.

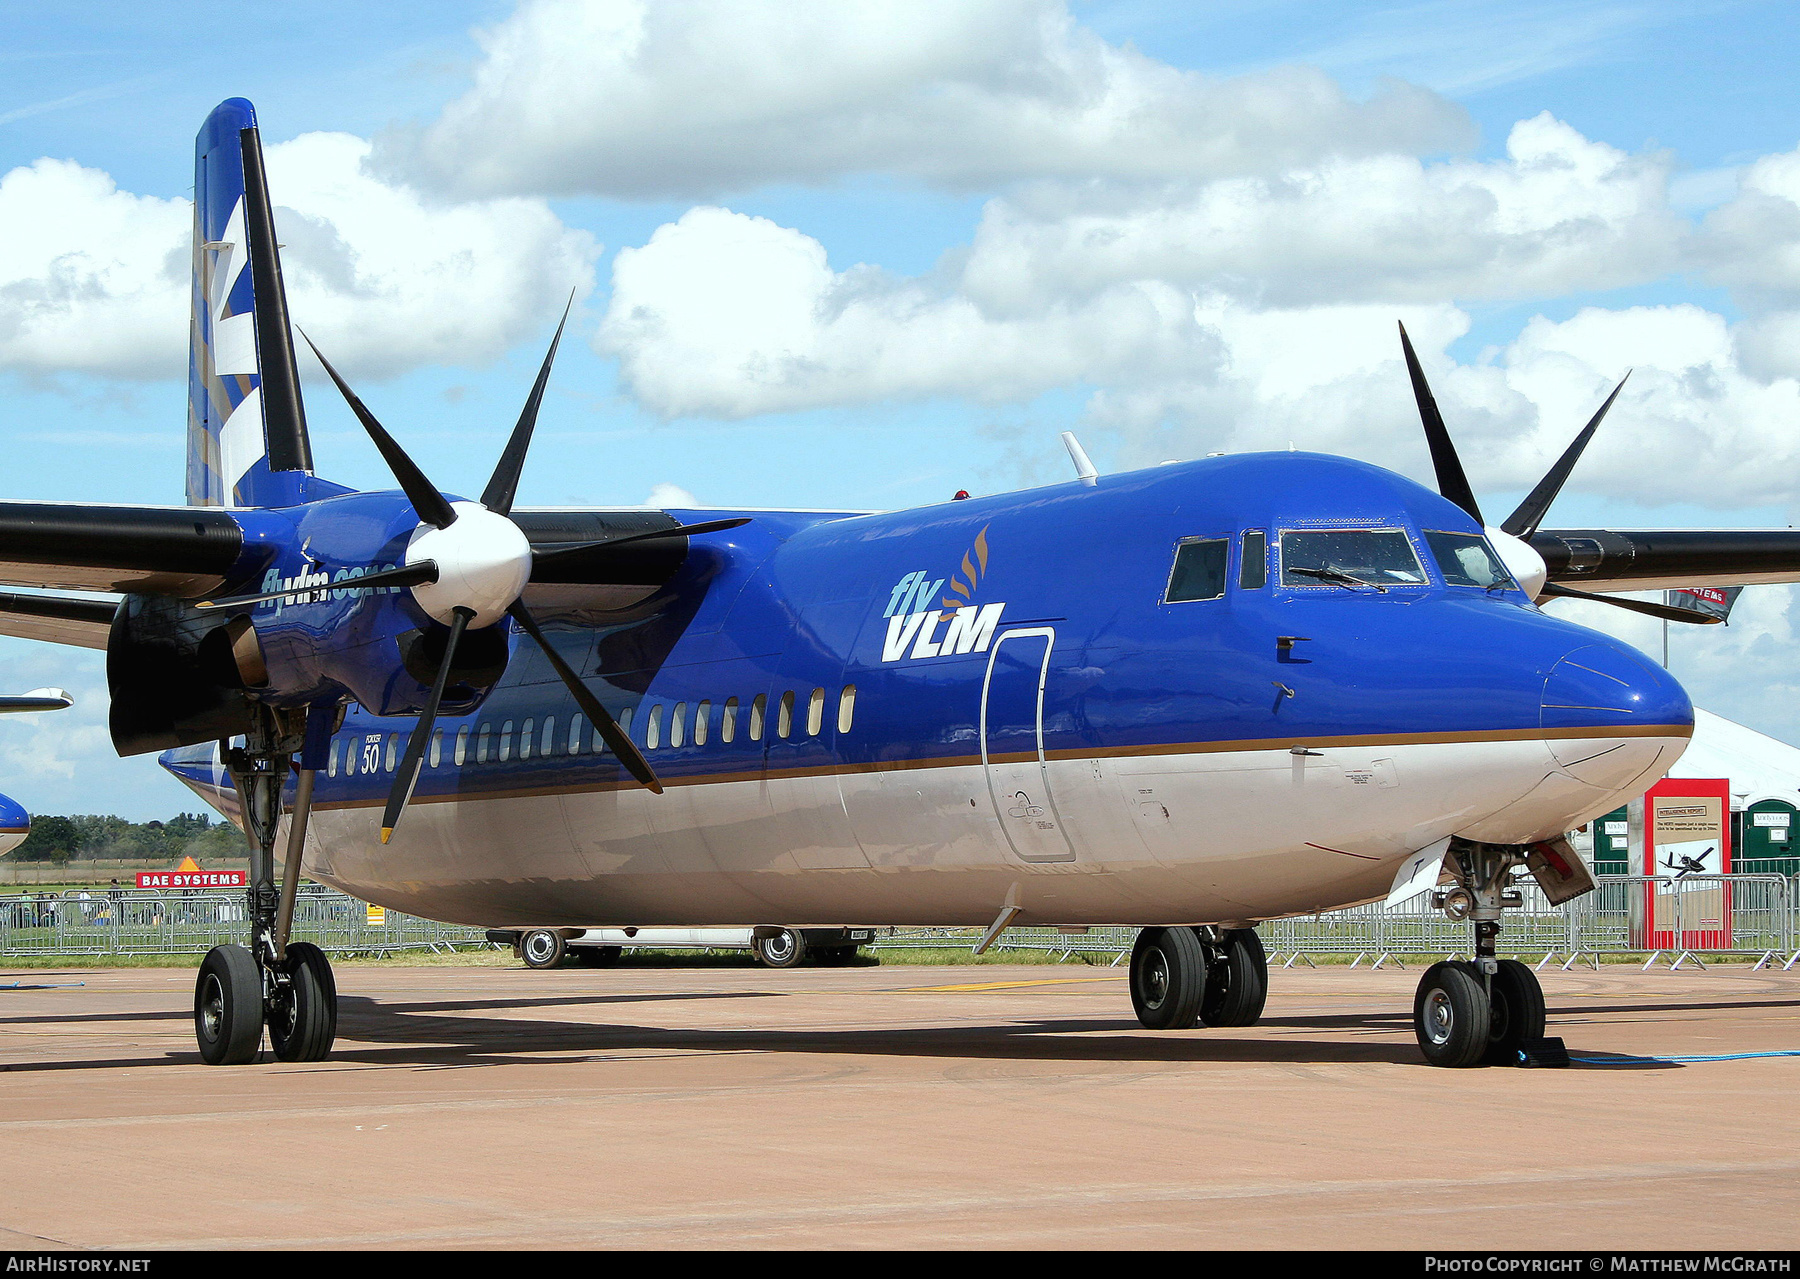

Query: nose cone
[1542,640,1693,784]
[1542,641,1693,733]
[0,792,29,856]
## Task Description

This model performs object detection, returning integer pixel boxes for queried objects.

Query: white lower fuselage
[274,727,1685,929]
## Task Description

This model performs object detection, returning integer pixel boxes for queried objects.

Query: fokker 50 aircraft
[2,98,1795,1069]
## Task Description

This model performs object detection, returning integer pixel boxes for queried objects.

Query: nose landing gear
[1412,839,1553,1068]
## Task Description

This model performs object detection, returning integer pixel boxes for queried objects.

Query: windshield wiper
[1288,564,1388,593]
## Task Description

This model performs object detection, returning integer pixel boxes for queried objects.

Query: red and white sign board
[135,870,248,889]
[1638,776,1731,951]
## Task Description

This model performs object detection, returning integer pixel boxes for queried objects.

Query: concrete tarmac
[1,959,1797,1250]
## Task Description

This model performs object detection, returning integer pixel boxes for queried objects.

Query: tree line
[11,813,244,863]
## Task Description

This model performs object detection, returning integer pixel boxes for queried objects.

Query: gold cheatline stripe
[308,721,1691,813]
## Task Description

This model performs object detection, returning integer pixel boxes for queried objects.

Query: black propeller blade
[1399,321,1484,526]
[507,600,662,793]
[382,605,475,843]
[197,561,439,611]
[481,297,572,519]
[300,332,459,529]
[1501,372,1631,538]
[531,517,752,569]
[1538,582,1720,625]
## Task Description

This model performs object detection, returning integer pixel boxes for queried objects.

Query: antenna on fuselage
[1060,432,1099,486]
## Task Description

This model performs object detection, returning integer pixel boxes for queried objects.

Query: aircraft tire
[572,945,623,967]
[1130,926,1207,1029]
[1482,959,1547,1066]
[270,942,337,1063]
[1414,961,1492,1068]
[520,929,568,969]
[1199,928,1268,1027]
[753,929,807,968]
[194,944,263,1066]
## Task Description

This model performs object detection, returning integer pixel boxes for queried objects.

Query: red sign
[1637,776,1732,951]
[135,871,248,889]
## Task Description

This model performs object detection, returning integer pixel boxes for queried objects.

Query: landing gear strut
[1412,840,1548,1067]
[195,702,339,1065]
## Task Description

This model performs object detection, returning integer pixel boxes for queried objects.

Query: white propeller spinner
[404,501,532,628]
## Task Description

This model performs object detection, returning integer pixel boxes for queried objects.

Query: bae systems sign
[135,871,248,889]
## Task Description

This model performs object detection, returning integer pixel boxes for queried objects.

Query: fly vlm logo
[878,524,1005,663]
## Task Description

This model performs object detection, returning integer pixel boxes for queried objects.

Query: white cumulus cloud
[599,205,1215,418]
[385,0,1471,200]
[0,134,598,383]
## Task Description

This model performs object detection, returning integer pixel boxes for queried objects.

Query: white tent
[1667,709,1800,810]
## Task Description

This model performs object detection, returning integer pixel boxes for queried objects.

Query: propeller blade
[1399,322,1484,526]
[506,600,663,793]
[480,295,573,518]
[196,561,439,610]
[1500,372,1631,538]
[1538,581,1721,625]
[299,331,459,529]
[381,606,475,843]
[530,517,751,569]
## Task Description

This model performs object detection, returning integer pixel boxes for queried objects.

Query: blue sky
[3,0,1800,817]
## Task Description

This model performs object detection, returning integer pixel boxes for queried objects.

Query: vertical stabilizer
[187,99,314,507]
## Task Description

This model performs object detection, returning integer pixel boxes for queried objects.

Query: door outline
[980,627,1075,862]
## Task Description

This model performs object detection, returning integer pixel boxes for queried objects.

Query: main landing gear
[195,703,340,1065]
[1412,840,1551,1068]
[1129,926,1268,1030]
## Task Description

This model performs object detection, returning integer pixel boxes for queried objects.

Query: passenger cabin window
[646,704,664,750]
[1281,529,1425,589]
[617,706,633,746]
[1164,537,1228,602]
[541,717,555,757]
[671,702,687,748]
[327,739,340,778]
[455,726,470,766]
[806,688,825,736]
[749,694,766,741]
[429,731,442,769]
[385,734,399,772]
[1240,530,1267,590]
[695,701,711,746]
[777,690,795,738]
[723,697,739,743]
[1424,531,1514,589]
[837,685,856,734]
[519,718,534,760]
[568,714,584,755]
[499,721,515,762]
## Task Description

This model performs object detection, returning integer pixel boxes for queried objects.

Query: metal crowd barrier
[0,884,492,958]
[872,873,1800,969]
[2,874,1796,966]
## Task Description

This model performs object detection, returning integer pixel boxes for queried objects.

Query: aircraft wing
[0,686,72,712]
[0,502,717,647]
[0,591,118,649]
[0,502,244,596]
[1531,529,1800,593]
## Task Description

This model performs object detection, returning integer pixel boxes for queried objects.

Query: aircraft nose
[1541,639,1693,786]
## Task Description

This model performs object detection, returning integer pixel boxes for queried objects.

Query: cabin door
[980,628,1075,862]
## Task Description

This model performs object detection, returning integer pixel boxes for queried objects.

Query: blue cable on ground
[1574,1049,1800,1064]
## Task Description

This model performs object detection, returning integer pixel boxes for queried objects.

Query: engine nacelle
[107,594,261,756]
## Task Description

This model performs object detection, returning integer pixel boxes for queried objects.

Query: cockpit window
[1424,530,1514,589]
[1280,529,1425,589]
[1164,537,1228,602]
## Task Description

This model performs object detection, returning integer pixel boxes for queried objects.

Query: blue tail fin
[187,98,318,508]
